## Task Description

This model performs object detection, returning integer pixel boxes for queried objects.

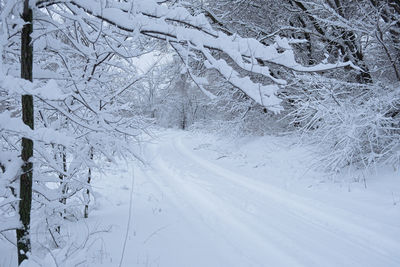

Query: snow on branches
[36,0,358,113]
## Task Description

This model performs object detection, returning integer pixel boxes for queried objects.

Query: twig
[119,166,135,267]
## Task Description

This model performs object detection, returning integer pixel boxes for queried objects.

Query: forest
[0,0,400,266]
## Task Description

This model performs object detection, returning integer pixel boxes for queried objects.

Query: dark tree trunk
[17,0,34,265]
[59,145,67,205]
[56,145,67,234]
[84,148,93,218]
[181,106,187,130]
[289,0,372,83]
[370,0,400,81]
[327,0,372,83]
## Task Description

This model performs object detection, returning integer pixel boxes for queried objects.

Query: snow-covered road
[95,130,400,267]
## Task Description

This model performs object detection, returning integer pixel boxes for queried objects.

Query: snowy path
[95,131,400,267]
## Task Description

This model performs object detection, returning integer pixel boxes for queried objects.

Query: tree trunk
[84,148,93,218]
[289,0,372,83]
[56,145,67,234]
[181,106,187,130]
[59,145,67,205]
[17,0,33,264]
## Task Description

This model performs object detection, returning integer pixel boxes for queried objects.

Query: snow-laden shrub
[287,76,400,172]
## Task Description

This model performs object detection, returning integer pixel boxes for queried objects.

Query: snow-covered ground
[2,129,400,266]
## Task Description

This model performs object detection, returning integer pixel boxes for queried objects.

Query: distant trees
[134,55,210,129]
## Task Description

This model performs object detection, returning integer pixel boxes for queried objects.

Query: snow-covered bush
[287,76,400,172]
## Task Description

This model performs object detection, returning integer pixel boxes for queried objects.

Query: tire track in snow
[149,133,400,267]
[173,135,400,255]
[151,151,307,267]
[138,160,261,266]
